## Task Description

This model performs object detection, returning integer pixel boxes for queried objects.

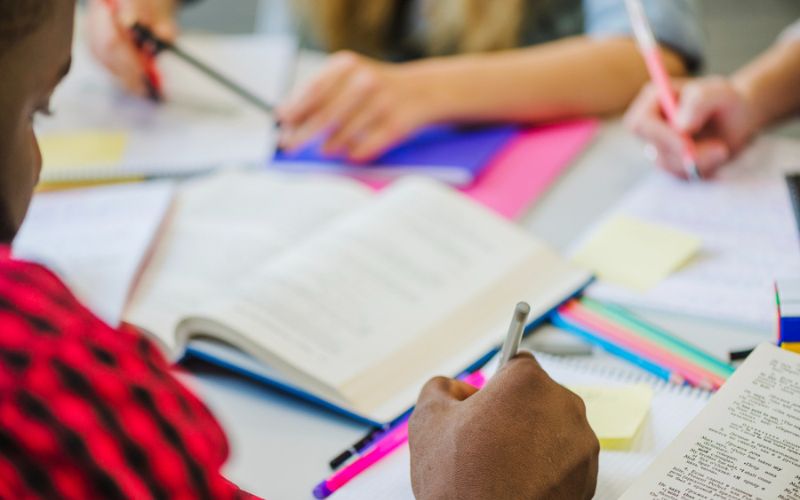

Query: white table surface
[184,119,773,499]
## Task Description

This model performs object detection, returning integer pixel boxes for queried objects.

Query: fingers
[279,51,361,128]
[675,78,737,135]
[416,376,480,412]
[87,0,148,95]
[283,62,382,153]
[347,116,414,162]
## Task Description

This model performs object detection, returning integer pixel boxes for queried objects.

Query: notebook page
[621,344,800,499]
[331,353,711,500]
[37,33,293,181]
[14,182,174,327]
[187,178,588,419]
[584,137,800,328]
[124,171,372,354]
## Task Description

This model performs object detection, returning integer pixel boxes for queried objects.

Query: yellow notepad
[39,131,128,171]
[570,384,653,451]
[572,215,700,291]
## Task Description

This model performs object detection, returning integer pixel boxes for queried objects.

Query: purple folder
[271,125,519,186]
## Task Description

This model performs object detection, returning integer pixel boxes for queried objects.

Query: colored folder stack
[551,298,736,390]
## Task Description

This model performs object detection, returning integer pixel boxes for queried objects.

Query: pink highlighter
[625,0,701,181]
[312,371,487,499]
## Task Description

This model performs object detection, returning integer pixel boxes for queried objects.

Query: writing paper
[14,182,174,326]
[585,137,800,327]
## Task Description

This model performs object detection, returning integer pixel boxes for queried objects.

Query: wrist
[400,57,474,123]
[730,76,766,139]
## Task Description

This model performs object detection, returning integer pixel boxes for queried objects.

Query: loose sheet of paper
[572,215,700,291]
[36,33,295,181]
[585,137,800,328]
[13,182,174,326]
[621,343,800,499]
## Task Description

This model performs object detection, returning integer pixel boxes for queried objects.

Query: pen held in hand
[498,302,531,370]
[625,0,701,181]
[130,23,276,116]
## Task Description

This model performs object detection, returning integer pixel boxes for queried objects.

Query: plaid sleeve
[0,256,260,500]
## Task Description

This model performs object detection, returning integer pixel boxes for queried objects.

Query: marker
[312,370,486,498]
[498,302,531,369]
[328,426,384,471]
[625,0,701,181]
[101,0,163,102]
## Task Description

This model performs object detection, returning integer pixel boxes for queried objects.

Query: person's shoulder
[0,255,96,331]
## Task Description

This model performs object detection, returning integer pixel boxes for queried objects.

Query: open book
[124,171,590,423]
[621,343,800,499]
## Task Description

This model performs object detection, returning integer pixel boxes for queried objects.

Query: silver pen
[498,302,531,369]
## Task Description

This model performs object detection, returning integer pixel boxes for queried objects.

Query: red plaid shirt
[0,249,259,499]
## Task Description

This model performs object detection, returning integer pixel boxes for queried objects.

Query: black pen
[130,23,275,115]
[328,425,384,471]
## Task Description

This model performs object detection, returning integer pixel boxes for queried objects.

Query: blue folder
[271,125,519,186]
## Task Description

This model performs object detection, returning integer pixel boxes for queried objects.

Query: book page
[186,178,588,419]
[124,170,372,354]
[585,138,800,328]
[14,182,174,327]
[621,344,800,499]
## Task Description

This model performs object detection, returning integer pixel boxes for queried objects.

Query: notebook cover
[272,125,519,185]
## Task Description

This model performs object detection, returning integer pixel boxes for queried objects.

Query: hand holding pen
[87,0,179,100]
[625,76,759,180]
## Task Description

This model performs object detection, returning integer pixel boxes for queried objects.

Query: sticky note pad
[39,131,128,170]
[573,215,701,291]
[569,384,653,451]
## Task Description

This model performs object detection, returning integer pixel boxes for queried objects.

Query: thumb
[417,377,479,409]
[694,139,731,178]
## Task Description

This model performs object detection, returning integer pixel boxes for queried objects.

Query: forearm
[732,39,800,131]
[407,36,687,124]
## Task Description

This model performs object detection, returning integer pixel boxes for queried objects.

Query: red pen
[101,0,164,101]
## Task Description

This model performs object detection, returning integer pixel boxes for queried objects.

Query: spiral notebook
[331,353,712,500]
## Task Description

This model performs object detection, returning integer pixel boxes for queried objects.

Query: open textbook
[621,343,800,499]
[124,172,591,423]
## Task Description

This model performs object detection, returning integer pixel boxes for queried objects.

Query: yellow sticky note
[781,342,800,354]
[573,215,701,291]
[39,131,128,170]
[569,384,653,451]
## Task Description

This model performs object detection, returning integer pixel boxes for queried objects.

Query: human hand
[625,77,759,179]
[87,0,179,96]
[278,51,443,162]
[409,353,599,500]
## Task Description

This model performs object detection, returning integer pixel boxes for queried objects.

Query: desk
[187,120,772,499]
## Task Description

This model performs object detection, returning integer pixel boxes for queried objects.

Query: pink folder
[363,119,598,220]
